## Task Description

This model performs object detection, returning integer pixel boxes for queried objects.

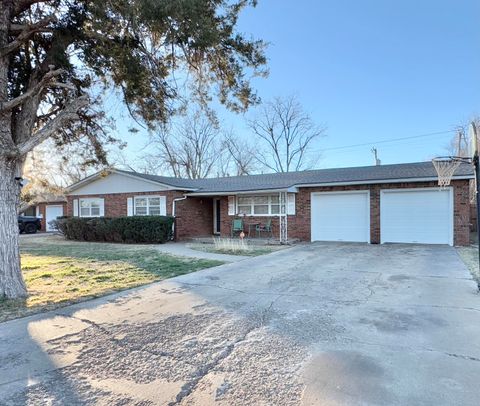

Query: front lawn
[0,236,223,323]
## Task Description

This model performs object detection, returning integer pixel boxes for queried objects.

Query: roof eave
[293,175,474,188]
[67,169,199,193]
[186,186,299,196]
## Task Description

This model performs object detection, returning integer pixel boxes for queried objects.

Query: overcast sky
[111,0,480,170]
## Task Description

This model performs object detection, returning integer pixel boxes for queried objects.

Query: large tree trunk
[0,159,27,299]
[0,2,26,299]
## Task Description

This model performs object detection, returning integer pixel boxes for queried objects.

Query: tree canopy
[2,0,267,166]
[0,0,266,299]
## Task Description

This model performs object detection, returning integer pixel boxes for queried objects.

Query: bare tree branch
[146,110,224,179]
[1,16,55,56]
[0,67,63,112]
[15,95,89,156]
[223,132,257,176]
[248,95,326,172]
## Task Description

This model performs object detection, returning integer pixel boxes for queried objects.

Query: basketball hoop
[430,122,480,287]
[432,157,463,188]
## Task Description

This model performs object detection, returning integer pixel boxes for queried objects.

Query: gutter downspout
[172,195,188,240]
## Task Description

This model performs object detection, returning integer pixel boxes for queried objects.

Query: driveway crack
[168,300,277,406]
[342,337,480,362]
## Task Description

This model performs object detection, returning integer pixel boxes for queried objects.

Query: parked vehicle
[18,216,41,234]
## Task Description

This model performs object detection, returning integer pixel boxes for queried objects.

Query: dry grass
[456,245,480,286]
[188,237,287,257]
[213,237,251,252]
[0,236,223,322]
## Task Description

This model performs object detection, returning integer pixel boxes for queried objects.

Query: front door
[213,199,221,234]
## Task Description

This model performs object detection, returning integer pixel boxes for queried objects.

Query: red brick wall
[37,201,67,232]
[452,181,471,245]
[471,204,477,232]
[67,180,471,245]
[289,180,470,245]
[66,192,213,240]
[218,180,471,246]
[175,197,213,239]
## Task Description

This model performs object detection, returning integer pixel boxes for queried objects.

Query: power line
[310,129,457,153]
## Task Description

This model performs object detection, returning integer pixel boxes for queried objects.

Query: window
[79,198,103,217]
[237,195,281,216]
[134,196,164,216]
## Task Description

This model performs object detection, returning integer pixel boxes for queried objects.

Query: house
[20,193,67,232]
[65,161,474,246]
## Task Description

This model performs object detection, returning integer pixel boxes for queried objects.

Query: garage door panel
[45,205,64,232]
[381,189,452,245]
[311,192,370,242]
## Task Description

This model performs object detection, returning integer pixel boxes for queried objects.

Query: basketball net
[432,157,462,189]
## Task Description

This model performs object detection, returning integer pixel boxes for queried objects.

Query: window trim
[79,198,103,218]
[133,195,166,216]
[236,195,281,217]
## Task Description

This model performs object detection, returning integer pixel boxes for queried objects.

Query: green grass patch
[0,236,223,323]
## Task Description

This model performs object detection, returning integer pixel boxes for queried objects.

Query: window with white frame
[79,198,102,217]
[134,196,164,216]
[237,195,280,216]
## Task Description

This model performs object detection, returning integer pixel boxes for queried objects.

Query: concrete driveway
[1,243,480,405]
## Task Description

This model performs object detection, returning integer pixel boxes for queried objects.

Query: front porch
[174,193,293,243]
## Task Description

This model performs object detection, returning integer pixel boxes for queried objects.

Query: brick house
[20,194,67,232]
[66,161,474,246]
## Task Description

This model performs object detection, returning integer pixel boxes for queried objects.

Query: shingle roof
[114,169,200,190]
[116,161,474,194]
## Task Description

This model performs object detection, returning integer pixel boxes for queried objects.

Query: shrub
[54,216,174,244]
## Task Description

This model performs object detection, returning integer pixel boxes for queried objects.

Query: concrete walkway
[1,243,480,405]
[154,241,251,262]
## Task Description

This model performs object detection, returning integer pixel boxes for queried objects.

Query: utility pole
[371,147,381,166]
[455,127,468,156]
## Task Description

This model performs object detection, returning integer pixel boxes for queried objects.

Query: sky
[112,0,480,171]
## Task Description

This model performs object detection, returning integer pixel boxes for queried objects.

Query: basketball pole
[433,122,480,286]
[474,151,480,276]
[471,122,480,281]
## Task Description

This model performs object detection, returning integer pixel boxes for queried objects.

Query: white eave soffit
[293,175,474,188]
[186,187,299,196]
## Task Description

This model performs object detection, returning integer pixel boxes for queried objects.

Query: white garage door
[381,188,453,245]
[45,205,64,232]
[311,191,370,242]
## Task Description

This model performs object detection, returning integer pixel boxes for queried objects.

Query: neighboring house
[65,161,474,246]
[20,194,67,232]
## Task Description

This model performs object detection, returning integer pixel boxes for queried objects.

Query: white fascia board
[66,170,107,192]
[294,175,473,188]
[110,170,197,191]
[186,187,298,197]
[67,169,198,193]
